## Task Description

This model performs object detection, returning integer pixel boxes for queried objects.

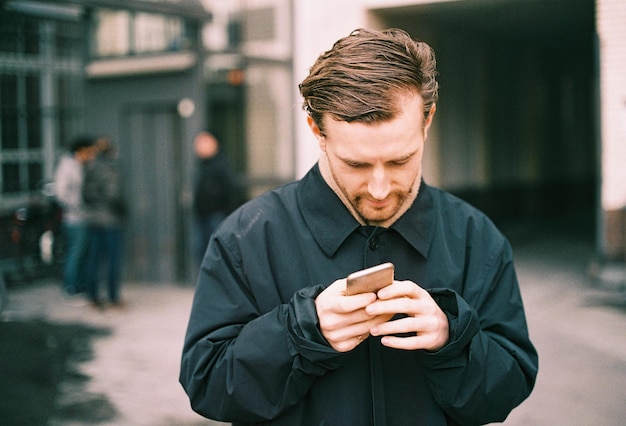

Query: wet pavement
[1,231,625,425]
[2,280,215,426]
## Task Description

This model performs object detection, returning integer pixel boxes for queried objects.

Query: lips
[366,198,391,209]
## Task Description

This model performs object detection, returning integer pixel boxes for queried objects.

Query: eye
[344,160,369,169]
[389,157,411,167]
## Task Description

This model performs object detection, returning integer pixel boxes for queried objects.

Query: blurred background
[1,0,623,285]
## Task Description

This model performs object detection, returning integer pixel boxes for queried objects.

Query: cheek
[384,166,421,193]
[400,158,423,181]
[333,164,367,191]
[342,170,368,192]
[399,165,421,183]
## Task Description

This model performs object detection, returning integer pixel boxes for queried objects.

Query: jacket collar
[297,164,435,258]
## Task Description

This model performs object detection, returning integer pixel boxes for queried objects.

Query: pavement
[2,230,625,425]
[2,280,216,426]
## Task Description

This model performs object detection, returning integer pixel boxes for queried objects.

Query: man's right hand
[314,279,391,352]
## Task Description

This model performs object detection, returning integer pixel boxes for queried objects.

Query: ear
[307,116,326,152]
[423,103,436,140]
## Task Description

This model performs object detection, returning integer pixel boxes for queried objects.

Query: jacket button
[369,237,379,250]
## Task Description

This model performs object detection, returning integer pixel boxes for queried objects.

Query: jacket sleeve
[417,237,538,425]
[179,234,347,422]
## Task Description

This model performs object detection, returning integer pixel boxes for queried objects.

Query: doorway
[119,104,187,283]
[372,0,597,238]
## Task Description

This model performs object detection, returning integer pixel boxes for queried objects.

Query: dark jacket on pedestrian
[193,152,236,219]
[180,165,538,425]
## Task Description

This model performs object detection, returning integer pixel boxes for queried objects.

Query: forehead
[323,94,424,158]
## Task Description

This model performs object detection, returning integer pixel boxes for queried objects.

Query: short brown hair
[299,28,438,134]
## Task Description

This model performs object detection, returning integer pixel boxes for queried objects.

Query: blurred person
[192,130,236,264]
[180,28,538,425]
[83,137,126,307]
[54,136,97,296]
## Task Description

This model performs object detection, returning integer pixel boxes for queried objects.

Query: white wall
[598,0,626,211]
[291,0,461,179]
[292,0,369,177]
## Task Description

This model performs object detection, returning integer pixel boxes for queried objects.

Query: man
[54,136,96,296]
[180,28,538,425]
[83,137,126,307]
[191,130,236,264]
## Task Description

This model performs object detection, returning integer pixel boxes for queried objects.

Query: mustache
[355,188,411,205]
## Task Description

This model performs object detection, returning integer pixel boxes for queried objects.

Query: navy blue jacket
[180,164,538,425]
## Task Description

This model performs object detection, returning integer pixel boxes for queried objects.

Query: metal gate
[120,104,187,283]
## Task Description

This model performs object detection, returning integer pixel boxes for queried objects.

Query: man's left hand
[366,280,449,351]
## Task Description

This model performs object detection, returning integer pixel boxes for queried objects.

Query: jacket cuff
[286,284,349,375]
[416,288,480,368]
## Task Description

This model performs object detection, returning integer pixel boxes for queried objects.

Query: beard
[350,189,410,225]
[322,153,420,227]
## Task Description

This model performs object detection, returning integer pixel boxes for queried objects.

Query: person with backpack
[83,137,126,308]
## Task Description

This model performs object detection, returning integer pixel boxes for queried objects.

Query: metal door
[120,104,187,283]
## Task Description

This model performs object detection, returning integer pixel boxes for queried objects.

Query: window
[0,74,18,150]
[26,75,41,149]
[0,72,44,195]
[0,13,83,205]
[92,9,191,58]
[56,18,83,58]
[56,75,84,152]
[0,16,39,54]
[2,163,20,193]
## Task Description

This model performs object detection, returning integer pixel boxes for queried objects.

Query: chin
[360,209,395,225]
[357,200,401,223]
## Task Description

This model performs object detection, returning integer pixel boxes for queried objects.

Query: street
[1,229,625,425]
[502,233,626,425]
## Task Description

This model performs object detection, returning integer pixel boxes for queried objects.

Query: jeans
[62,222,90,294]
[86,226,123,303]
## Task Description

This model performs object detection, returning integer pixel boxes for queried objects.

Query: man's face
[310,94,434,226]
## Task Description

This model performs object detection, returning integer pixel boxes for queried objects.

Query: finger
[370,315,421,337]
[379,334,425,350]
[365,296,418,317]
[341,292,378,312]
[331,331,372,352]
[327,313,390,342]
[377,280,424,300]
[317,289,376,318]
[371,315,448,351]
[325,326,372,352]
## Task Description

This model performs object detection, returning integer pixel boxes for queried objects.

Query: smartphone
[345,262,394,296]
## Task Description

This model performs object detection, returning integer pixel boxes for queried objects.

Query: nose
[368,165,390,200]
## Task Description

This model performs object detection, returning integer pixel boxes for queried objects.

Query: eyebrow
[340,148,419,166]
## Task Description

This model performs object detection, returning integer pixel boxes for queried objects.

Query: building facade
[0,0,212,283]
[1,0,623,285]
